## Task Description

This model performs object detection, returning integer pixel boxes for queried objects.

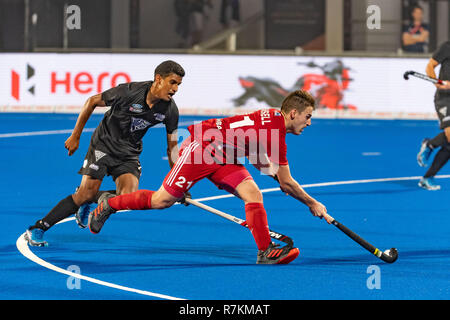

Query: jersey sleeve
[164,101,179,134]
[268,132,288,165]
[432,42,450,64]
[101,83,129,107]
[266,111,288,165]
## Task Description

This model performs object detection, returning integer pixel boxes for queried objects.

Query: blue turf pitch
[0,113,449,299]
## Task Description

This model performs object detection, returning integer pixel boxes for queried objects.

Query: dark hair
[154,60,185,78]
[281,90,315,113]
[411,4,423,15]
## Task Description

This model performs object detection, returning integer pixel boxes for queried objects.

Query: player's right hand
[436,81,450,90]
[178,191,192,206]
[64,135,79,156]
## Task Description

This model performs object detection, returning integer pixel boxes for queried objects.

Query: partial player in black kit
[24,60,185,246]
[417,41,450,190]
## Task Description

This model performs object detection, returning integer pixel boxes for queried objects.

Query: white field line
[16,219,185,300]
[0,121,195,138]
[193,175,450,202]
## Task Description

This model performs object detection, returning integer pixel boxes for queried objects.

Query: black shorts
[435,94,450,130]
[78,145,142,181]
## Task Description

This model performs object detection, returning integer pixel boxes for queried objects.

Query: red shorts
[163,138,253,198]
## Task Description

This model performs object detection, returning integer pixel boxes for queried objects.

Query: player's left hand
[64,135,80,156]
[178,191,192,206]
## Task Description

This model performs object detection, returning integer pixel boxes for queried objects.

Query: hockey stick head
[403,71,413,80]
[380,248,398,263]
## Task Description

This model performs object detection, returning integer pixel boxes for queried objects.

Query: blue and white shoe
[75,202,91,229]
[24,228,48,247]
[417,139,433,167]
[418,177,441,191]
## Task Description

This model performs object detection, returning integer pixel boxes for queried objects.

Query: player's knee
[151,192,177,209]
[152,198,176,209]
[242,187,263,203]
[116,187,138,196]
[249,189,263,203]
[235,180,263,203]
[74,186,98,203]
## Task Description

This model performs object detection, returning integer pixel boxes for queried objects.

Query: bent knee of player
[115,173,139,195]
[75,176,102,203]
[151,188,178,209]
[74,186,98,204]
[116,186,138,196]
[155,200,175,209]
[152,198,176,209]
[235,180,263,204]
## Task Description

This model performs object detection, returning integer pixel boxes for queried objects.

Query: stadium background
[1,0,450,301]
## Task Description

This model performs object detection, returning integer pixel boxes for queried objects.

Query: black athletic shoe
[256,242,300,265]
[88,193,116,234]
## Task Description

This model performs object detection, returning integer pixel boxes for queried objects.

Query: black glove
[178,191,192,206]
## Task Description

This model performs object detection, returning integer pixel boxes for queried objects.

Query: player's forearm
[402,34,417,46]
[419,31,429,42]
[426,61,437,79]
[71,97,98,139]
[275,165,316,206]
[167,138,179,168]
[280,178,316,207]
[167,146,178,168]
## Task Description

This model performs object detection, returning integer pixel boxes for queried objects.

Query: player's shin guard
[108,190,154,211]
[31,195,80,231]
[245,202,271,251]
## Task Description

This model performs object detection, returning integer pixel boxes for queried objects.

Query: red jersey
[187,109,288,165]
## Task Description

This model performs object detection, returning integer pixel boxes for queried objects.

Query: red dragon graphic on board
[233,59,357,110]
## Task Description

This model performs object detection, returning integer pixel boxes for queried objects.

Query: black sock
[94,190,116,203]
[424,147,450,178]
[428,132,448,149]
[31,195,80,231]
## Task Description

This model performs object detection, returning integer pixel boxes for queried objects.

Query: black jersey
[90,81,179,160]
[433,41,450,98]
[402,22,429,53]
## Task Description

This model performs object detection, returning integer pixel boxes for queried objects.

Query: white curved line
[16,218,185,300]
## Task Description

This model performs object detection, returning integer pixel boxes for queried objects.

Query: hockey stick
[273,175,397,263]
[185,198,294,247]
[330,218,398,263]
[403,70,447,85]
[186,197,397,262]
